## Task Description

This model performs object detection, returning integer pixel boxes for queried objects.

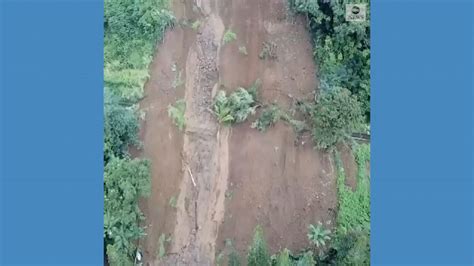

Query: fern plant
[308,222,331,248]
[168,99,186,131]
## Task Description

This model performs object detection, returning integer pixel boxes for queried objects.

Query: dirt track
[138,0,337,264]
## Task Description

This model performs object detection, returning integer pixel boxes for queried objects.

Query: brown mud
[137,0,341,264]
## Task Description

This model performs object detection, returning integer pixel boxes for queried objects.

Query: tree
[247,225,271,266]
[312,88,363,149]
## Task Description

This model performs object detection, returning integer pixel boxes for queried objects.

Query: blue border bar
[372,0,473,265]
[1,0,103,264]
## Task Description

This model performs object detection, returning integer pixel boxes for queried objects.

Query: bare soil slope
[138,0,338,264]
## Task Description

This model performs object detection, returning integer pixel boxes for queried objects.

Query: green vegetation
[223,29,237,45]
[168,196,177,208]
[104,0,175,264]
[104,157,151,265]
[251,105,281,132]
[273,248,292,266]
[317,144,370,265]
[243,226,316,266]
[228,247,241,266]
[213,87,257,126]
[191,20,201,30]
[168,99,186,131]
[289,0,370,121]
[308,222,331,248]
[104,92,140,162]
[238,46,248,56]
[336,144,370,232]
[312,87,364,149]
[158,233,167,259]
[104,0,174,70]
[247,226,271,266]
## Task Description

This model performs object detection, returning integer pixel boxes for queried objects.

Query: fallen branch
[187,166,196,187]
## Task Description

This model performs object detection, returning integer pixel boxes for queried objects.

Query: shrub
[213,88,256,126]
[312,88,363,149]
[252,105,281,132]
[223,29,237,44]
[168,99,186,131]
[247,226,271,266]
[308,222,331,248]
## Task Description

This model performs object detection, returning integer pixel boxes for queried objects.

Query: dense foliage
[104,0,174,70]
[104,157,151,265]
[289,0,370,121]
[312,87,363,149]
[104,92,139,162]
[104,0,174,264]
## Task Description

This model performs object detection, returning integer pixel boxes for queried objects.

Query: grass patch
[168,99,186,131]
[223,29,237,45]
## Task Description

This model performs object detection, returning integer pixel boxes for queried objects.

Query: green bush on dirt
[213,88,257,126]
[223,29,237,45]
[168,99,186,131]
[251,105,281,132]
[311,88,364,149]
[247,225,271,266]
[104,157,151,265]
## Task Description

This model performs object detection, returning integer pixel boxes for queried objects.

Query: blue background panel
[372,0,473,265]
[1,0,103,264]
